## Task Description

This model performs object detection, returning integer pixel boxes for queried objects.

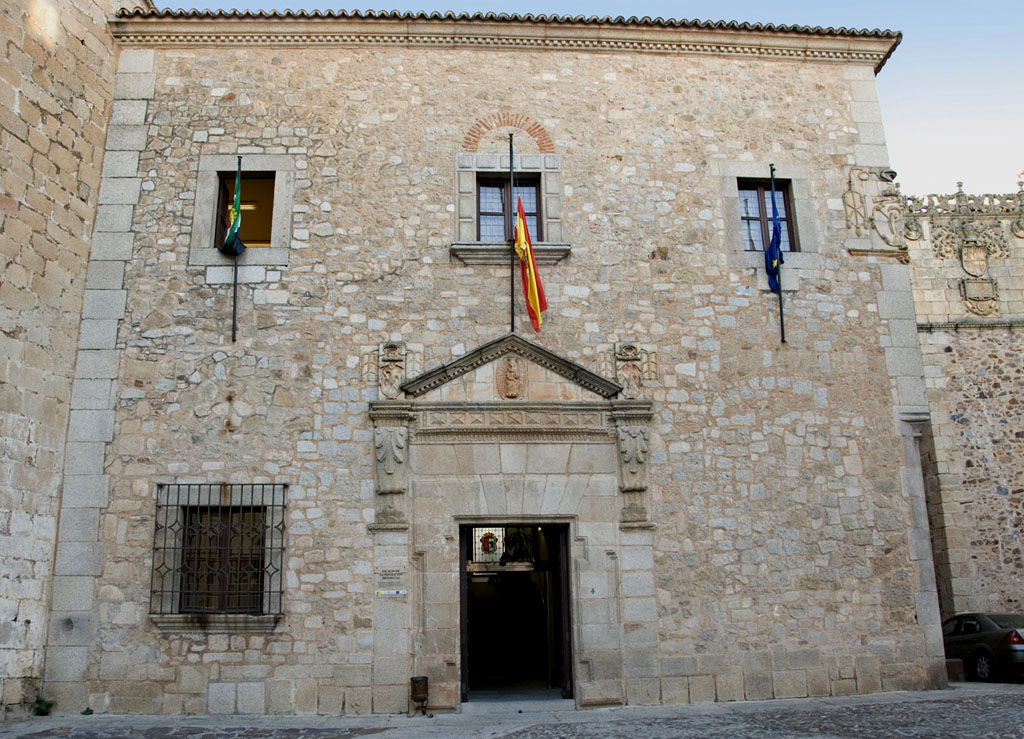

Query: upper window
[215,171,275,249]
[478,177,541,242]
[737,179,798,252]
[150,483,285,619]
[189,154,295,273]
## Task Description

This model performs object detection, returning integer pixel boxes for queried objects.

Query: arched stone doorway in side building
[367,334,656,710]
[459,523,573,700]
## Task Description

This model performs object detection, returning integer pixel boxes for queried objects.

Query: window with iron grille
[150,483,285,617]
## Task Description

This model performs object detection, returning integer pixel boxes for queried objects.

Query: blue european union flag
[765,173,783,293]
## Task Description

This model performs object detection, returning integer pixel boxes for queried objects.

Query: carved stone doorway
[459,524,573,702]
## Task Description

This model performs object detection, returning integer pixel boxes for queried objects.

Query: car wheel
[971,651,996,682]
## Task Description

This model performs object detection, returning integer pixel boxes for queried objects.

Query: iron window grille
[150,483,285,616]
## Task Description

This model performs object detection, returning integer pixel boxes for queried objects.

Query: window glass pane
[738,190,760,219]
[480,215,505,242]
[524,215,539,239]
[763,189,787,219]
[479,185,504,214]
[220,173,275,248]
[514,184,538,213]
[741,219,763,251]
[778,222,792,252]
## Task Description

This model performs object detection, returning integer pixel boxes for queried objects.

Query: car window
[941,618,959,637]
[961,617,981,635]
[989,614,1024,629]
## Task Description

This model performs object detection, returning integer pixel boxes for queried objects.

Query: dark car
[942,613,1024,681]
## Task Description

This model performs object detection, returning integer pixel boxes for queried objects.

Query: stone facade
[17,7,1024,719]
[0,0,127,717]
[898,184,1024,616]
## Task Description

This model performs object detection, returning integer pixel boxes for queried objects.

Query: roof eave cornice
[109,13,900,69]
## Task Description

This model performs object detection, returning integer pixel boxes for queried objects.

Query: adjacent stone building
[0,4,1020,719]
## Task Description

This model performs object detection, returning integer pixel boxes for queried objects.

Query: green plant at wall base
[81,707,93,715]
[31,697,55,716]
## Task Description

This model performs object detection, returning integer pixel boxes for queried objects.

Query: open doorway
[459,524,573,701]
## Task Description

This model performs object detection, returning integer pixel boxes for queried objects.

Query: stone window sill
[150,613,281,633]
[450,242,571,265]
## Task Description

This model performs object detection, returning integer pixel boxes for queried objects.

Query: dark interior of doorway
[460,524,572,701]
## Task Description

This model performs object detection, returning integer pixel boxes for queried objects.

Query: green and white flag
[218,158,246,257]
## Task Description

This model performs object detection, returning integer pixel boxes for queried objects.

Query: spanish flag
[513,196,547,332]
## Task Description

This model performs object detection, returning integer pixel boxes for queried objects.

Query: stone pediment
[399,333,622,401]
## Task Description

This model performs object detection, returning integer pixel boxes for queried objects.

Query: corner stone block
[75,349,120,379]
[67,409,115,442]
[90,231,135,261]
[55,541,101,576]
[64,442,106,475]
[94,204,134,232]
[854,144,891,168]
[110,99,147,125]
[78,320,119,350]
[82,290,128,320]
[105,125,148,151]
[117,48,154,75]
[56,507,100,541]
[114,74,156,100]
[71,379,115,410]
[98,178,142,205]
[43,646,89,682]
[61,475,110,508]
[47,612,96,647]
[101,151,141,179]
[51,577,95,612]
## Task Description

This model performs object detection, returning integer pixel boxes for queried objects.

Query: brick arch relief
[462,113,555,154]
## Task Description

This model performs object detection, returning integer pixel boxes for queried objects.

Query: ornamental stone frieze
[903,182,1023,317]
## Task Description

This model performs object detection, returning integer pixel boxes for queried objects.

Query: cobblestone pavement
[3,683,1023,739]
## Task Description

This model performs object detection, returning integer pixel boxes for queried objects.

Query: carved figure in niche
[374,426,407,494]
[617,426,649,492]
[496,356,524,399]
[377,342,405,399]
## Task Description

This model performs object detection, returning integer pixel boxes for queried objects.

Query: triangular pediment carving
[399,333,622,399]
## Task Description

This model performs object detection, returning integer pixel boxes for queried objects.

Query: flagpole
[770,163,785,344]
[232,155,241,343]
[509,133,515,334]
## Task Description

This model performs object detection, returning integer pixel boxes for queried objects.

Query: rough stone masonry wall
[907,203,1024,616]
[73,40,943,713]
[0,0,118,716]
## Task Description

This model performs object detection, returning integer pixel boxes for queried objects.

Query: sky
[162,0,1024,196]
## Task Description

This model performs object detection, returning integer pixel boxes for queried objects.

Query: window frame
[149,482,286,632]
[477,176,542,243]
[214,171,277,250]
[736,178,798,253]
[450,152,569,266]
[189,154,295,272]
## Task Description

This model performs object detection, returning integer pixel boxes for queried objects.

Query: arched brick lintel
[462,113,555,154]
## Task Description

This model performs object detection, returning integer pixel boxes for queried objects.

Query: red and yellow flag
[513,196,547,332]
